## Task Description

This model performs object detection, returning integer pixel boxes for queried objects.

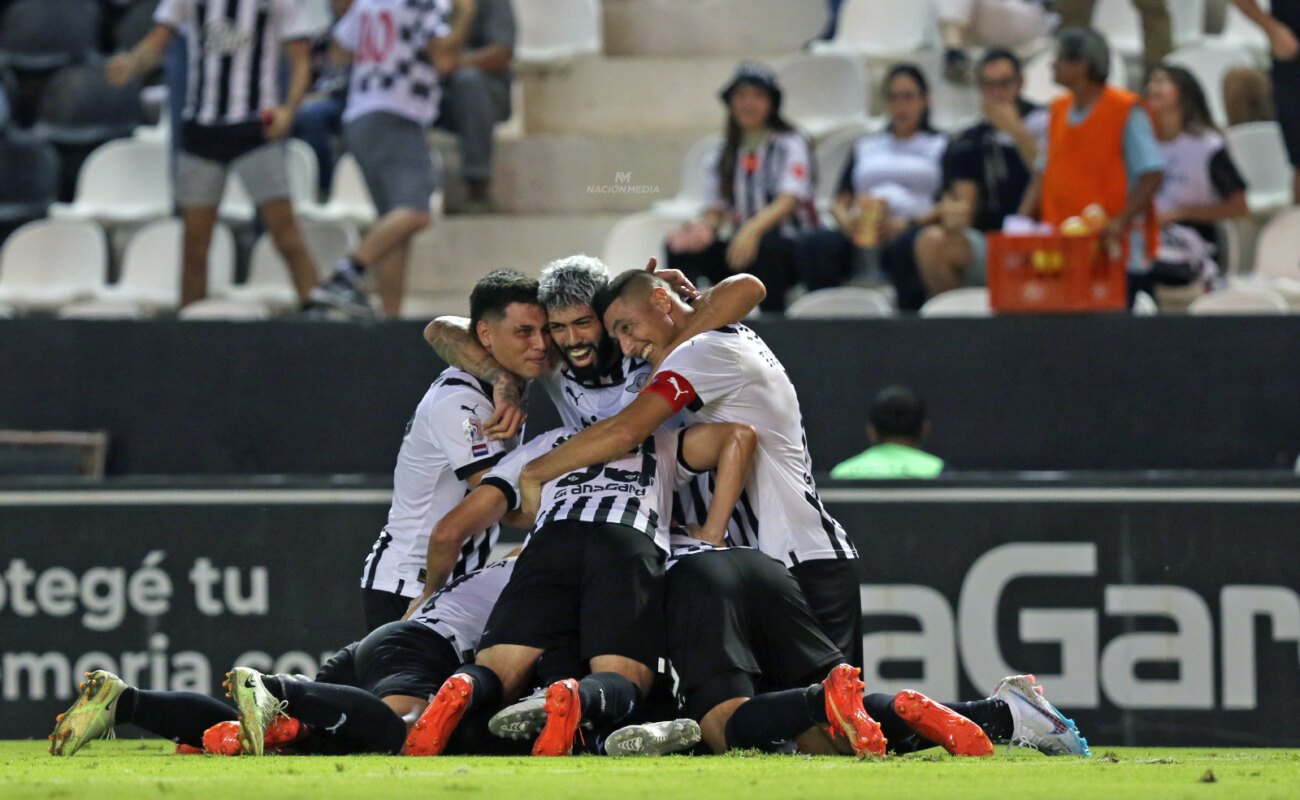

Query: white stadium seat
[1187,286,1288,315]
[1226,121,1294,213]
[1209,0,1270,55]
[775,53,874,139]
[601,211,681,272]
[0,219,107,312]
[515,0,601,65]
[48,138,171,225]
[787,287,894,318]
[1165,43,1257,128]
[1252,206,1300,280]
[299,152,379,227]
[812,0,934,57]
[177,297,272,320]
[652,133,721,220]
[919,287,992,317]
[1093,0,1205,57]
[226,220,358,311]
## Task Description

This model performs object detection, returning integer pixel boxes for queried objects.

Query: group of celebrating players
[48,257,1091,761]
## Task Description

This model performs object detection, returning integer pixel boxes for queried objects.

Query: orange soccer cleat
[203,721,243,756]
[406,673,474,756]
[264,715,305,749]
[174,743,205,755]
[531,679,581,756]
[893,690,994,757]
[822,664,887,759]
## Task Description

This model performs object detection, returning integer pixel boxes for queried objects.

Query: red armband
[643,370,698,413]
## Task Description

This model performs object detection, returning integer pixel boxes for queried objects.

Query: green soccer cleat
[49,670,128,756]
[225,666,288,756]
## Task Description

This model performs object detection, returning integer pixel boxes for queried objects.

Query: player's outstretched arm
[423,316,529,439]
[407,482,509,617]
[674,274,766,344]
[518,392,676,516]
[680,423,758,546]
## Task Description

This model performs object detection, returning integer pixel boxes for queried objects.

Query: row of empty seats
[0,217,358,318]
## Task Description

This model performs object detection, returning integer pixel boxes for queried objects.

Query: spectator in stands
[435,0,515,213]
[830,385,944,479]
[106,0,322,310]
[938,0,1057,84]
[1017,28,1164,301]
[311,0,473,318]
[1222,65,1274,127]
[795,63,951,311]
[1140,64,1248,292]
[1231,0,1300,202]
[293,0,354,196]
[1056,0,1171,70]
[664,63,816,313]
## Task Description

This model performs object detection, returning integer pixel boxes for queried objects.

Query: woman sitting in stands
[665,63,817,313]
[1141,64,1250,294]
[796,64,965,311]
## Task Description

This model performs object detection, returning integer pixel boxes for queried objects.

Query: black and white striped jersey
[155,0,321,126]
[664,530,729,570]
[482,426,690,554]
[361,367,519,598]
[410,557,514,662]
[647,325,858,568]
[538,355,653,430]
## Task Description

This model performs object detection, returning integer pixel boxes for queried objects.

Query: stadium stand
[1209,0,1272,54]
[1225,121,1295,213]
[47,137,171,226]
[812,122,872,215]
[113,1,162,55]
[226,220,358,312]
[0,218,106,312]
[1164,43,1259,127]
[774,52,875,138]
[299,152,380,228]
[651,133,721,220]
[917,286,992,316]
[600,211,678,273]
[0,0,102,72]
[812,0,937,58]
[1187,284,1289,314]
[0,135,59,238]
[218,139,319,225]
[514,0,602,65]
[786,286,895,318]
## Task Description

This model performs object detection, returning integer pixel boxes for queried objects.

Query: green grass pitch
[4,742,1300,800]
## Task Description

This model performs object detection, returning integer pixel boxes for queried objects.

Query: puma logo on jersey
[667,377,689,401]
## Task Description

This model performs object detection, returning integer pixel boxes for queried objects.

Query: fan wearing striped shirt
[400,419,758,757]
[107,0,323,311]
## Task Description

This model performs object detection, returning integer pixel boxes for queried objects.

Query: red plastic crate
[987,232,1128,313]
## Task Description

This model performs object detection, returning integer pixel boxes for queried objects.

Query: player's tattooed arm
[424,316,530,439]
[407,480,510,617]
[679,423,758,546]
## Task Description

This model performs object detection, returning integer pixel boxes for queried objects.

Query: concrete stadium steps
[519,55,744,135]
[403,212,627,316]
[601,0,825,57]
[488,132,706,213]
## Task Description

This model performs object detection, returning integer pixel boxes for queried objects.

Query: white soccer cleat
[225,666,288,756]
[604,718,701,756]
[488,688,548,740]
[991,674,1090,756]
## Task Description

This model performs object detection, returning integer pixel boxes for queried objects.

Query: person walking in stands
[830,385,944,480]
[1017,27,1164,303]
[664,63,817,314]
[107,0,322,310]
[1231,0,1300,204]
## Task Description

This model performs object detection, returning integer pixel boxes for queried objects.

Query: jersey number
[357,10,395,65]
[555,437,657,488]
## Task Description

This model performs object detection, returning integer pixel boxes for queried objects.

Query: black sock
[723,685,825,752]
[863,692,926,753]
[458,664,504,714]
[116,688,236,748]
[269,679,405,754]
[945,698,1014,742]
[575,672,642,729]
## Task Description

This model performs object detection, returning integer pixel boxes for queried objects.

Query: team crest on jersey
[463,418,485,444]
[626,373,650,393]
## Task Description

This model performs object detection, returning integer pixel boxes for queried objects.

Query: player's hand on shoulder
[402,591,430,620]
[485,379,526,439]
[649,266,700,303]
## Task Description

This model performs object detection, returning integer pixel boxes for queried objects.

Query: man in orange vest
[1018,27,1164,300]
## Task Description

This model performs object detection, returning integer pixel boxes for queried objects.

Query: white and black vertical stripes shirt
[155,0,321,126]
[411,558,515,662]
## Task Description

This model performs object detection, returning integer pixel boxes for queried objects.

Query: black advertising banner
[3,482,1299,746]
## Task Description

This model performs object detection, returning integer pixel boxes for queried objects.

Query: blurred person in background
[795,63,958,311]
[1017,27,1163,303]
[665,63,817,314]
[312,0,474,318]
[830,385,944,480]
[1056,0,1171,71]
[293,0,355,196]
[1141,64,1248,293]
[1231,0,1300,202]
[107,0,322,310]
[937,0,1057,83]
[434,0,515,213]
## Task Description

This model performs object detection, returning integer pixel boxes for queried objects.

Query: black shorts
[479,520,666,668]
[316,620,461,700]
[667,548,843,721]
[790,557,865,670]
[361,587,411,633]
[1273,60,1300,165]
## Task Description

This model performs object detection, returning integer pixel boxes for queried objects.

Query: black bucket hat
[719,62,783,112]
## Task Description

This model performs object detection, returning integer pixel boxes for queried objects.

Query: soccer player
[360,269,548,630]
[311,0,473,317]
[105,0,322,310]
[515,269,864,666]
[402,418,758,757]
[49,557,518,757]
[422,256,766,441]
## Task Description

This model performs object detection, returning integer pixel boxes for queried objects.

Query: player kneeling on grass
[402,419,758,757]
[50,558,525,757]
